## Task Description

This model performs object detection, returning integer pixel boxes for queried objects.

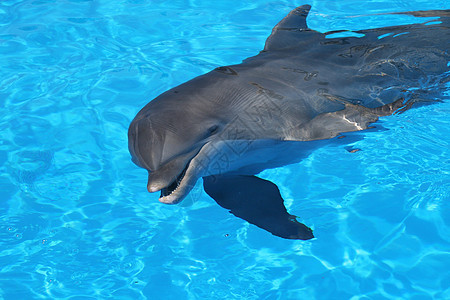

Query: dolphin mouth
[155,145,205,204]
[159,163,190,200]
[149,142,210,204]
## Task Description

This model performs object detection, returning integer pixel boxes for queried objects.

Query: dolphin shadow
[203,174,314,240]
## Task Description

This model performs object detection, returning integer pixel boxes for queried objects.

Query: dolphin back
[239,5,450,116]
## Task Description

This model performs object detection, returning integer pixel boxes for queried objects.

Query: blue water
[1,0,449,299]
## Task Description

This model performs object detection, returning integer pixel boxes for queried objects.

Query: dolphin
[128,5,450,240]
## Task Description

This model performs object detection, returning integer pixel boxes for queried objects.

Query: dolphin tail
[203,175,314,240]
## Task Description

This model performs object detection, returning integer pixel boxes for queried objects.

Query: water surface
[0,0,449,299]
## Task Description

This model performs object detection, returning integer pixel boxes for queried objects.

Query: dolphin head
[128,70,297,204]
[128,78,229,204]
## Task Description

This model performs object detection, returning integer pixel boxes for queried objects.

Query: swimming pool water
[1,0,449,299]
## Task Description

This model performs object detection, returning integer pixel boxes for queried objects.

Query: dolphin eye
[207,125,219,135]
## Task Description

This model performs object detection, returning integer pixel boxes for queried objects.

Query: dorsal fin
[264,5,320,51]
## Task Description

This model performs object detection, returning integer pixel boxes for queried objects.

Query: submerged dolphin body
[128,5,450,239]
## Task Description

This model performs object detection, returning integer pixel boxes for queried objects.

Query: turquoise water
[1,0,450,299]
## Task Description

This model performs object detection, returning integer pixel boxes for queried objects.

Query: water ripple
[0,0,449,298]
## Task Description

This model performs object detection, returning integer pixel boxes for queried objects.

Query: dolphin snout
[147,172,167,193]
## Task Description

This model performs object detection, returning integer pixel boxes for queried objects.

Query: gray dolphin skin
[128,5,450,239]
